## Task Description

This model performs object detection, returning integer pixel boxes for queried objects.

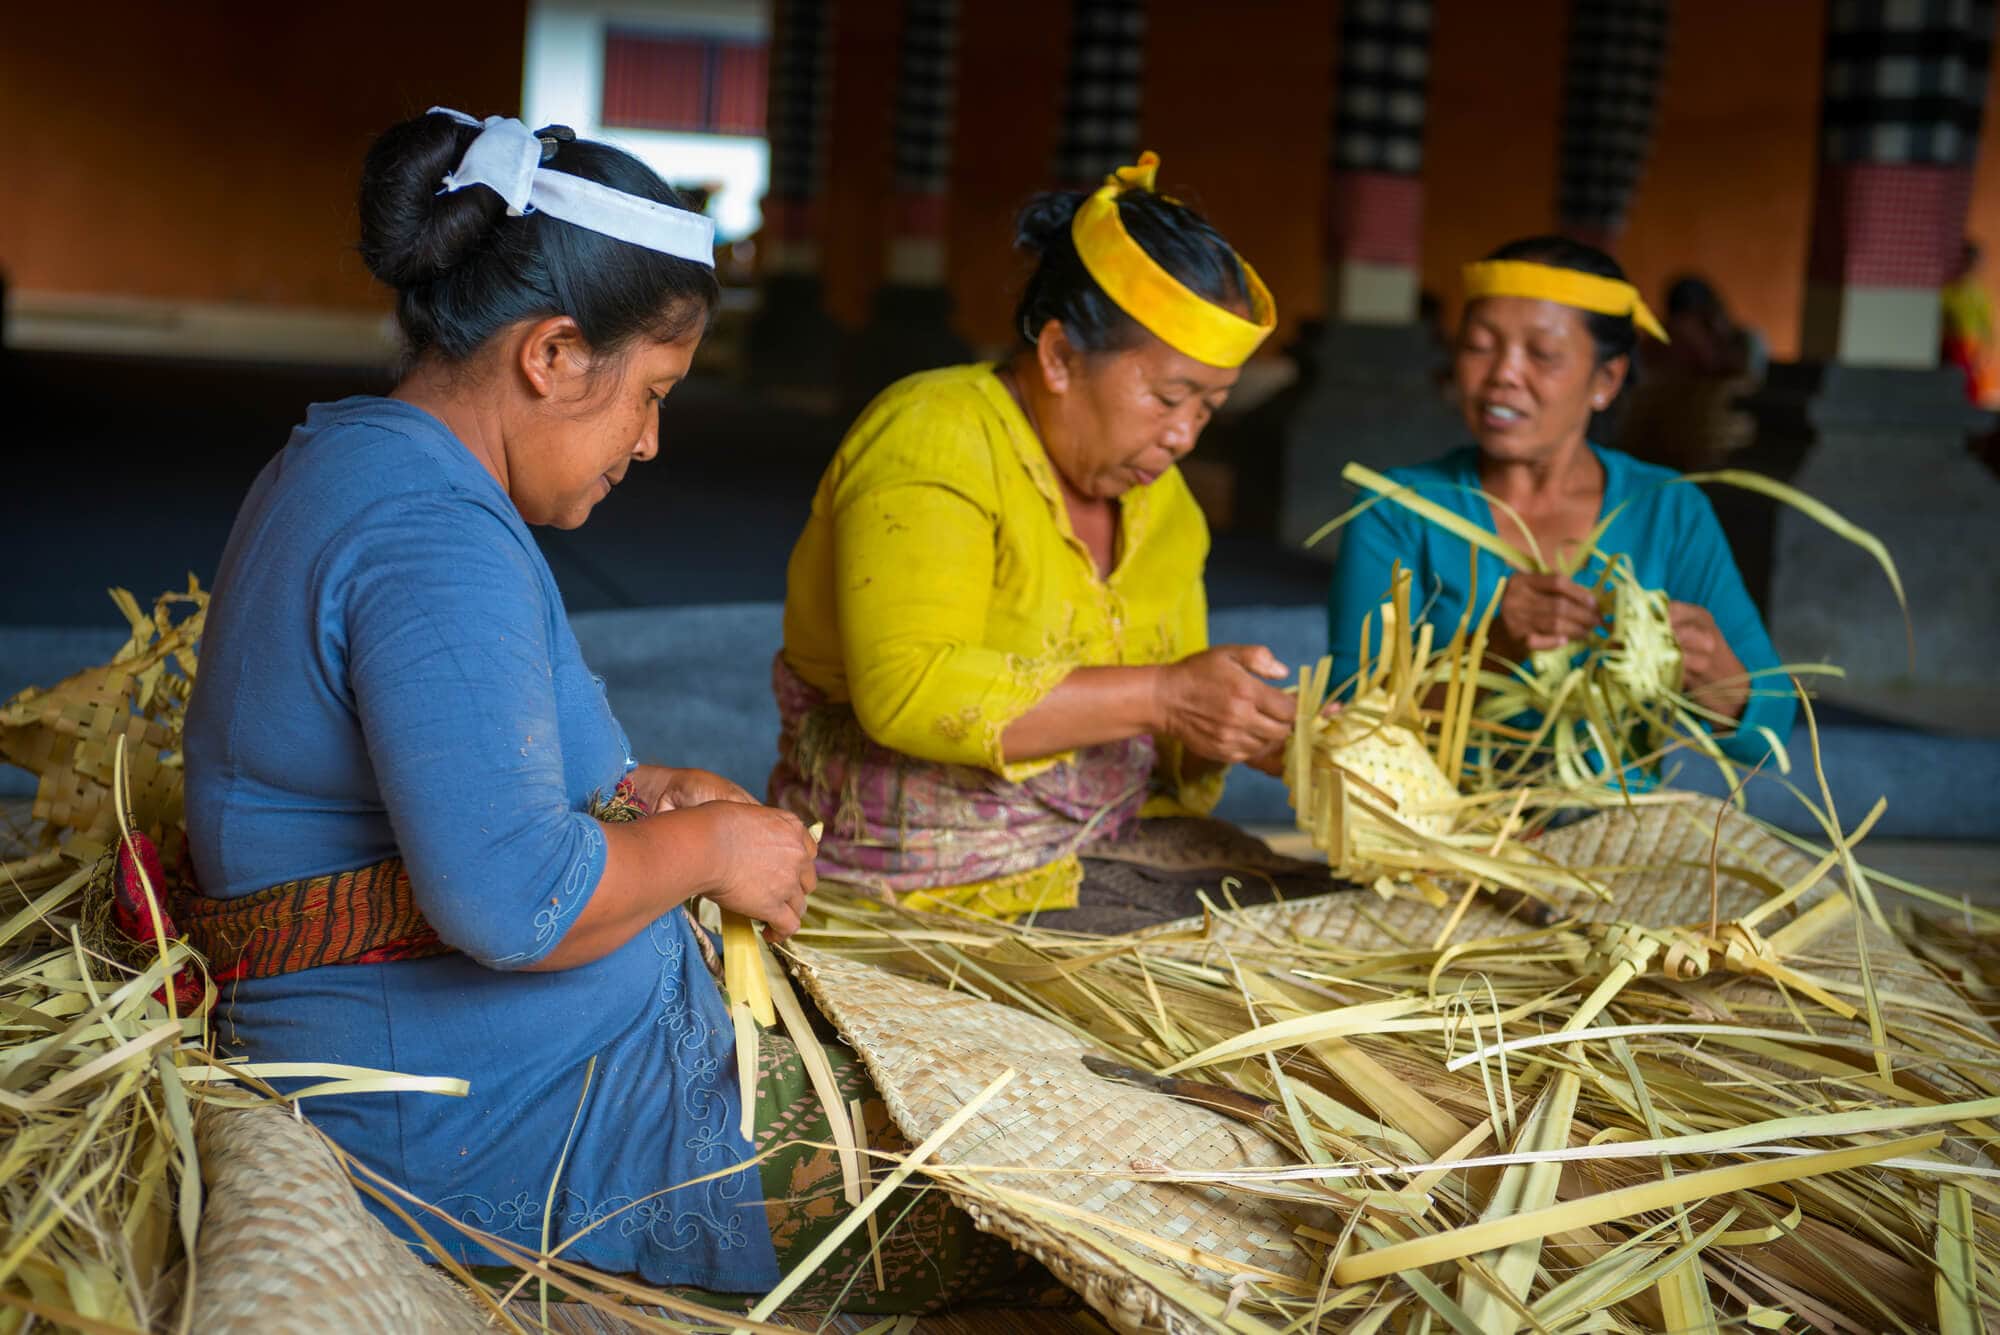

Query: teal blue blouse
[1325,443,1796,770]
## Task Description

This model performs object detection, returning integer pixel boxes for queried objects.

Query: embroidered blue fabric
[183,396,777,1291]
[1326,443,1796,773]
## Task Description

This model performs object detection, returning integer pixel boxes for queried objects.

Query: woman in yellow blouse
[772,154,1326,930]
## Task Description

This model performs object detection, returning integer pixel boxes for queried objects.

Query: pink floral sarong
[766,653,1154,894]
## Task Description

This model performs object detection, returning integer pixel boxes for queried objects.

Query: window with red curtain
[602,28,767,136]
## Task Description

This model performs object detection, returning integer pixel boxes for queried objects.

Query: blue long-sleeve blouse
[1325,442,1796,770]
[183,396,777,1291]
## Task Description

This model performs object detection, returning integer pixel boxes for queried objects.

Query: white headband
[427,107,715,267]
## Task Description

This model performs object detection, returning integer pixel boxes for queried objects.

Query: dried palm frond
[1288,563,1653,911]
[11,582,1994,1335]
[798,799,2000,1333]
[0,580,206,863]
[1312,460,1908,797]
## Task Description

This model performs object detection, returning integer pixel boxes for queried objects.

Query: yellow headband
[1070,152,1276,368]
[1461,259,1670,344]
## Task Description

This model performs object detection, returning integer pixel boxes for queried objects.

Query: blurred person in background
[1941,238,1995,407]
[1617,273,1765,473]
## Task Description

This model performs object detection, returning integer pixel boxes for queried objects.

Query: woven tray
[802,795,1994,1330]
[789,943,1328,1334]
[190,1105,487,1332]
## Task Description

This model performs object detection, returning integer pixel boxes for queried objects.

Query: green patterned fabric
[739,1030,1067,1313]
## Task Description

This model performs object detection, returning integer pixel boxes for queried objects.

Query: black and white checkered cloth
[893,0,959,195]
[1558,0,1670,236]
[766,0,832,205]
[1821,0,1994,166]
[1050,0,1146,188]
[1332,0,1433,176]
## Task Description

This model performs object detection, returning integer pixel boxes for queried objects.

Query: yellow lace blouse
[780,363,1224,913]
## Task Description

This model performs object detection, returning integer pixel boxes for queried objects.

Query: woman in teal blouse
[1327,236,1795,768]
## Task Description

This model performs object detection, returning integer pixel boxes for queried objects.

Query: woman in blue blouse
[1327,237,1794,767]
[181,110,1029,1308]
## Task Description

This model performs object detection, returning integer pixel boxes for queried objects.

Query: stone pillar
[1801,0,1991,366]
[885,0,960,291]
[1760,0,1997,692]
[844,0,973,410]
[747,0,842,398]
[1050,0,1147,191]
[1325,0,1432,324]
[1555,0,1671,248]
[1271,0,1459,557]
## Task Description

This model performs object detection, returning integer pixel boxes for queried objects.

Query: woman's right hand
[1155,645,1295,764]
[1492,572,1605,662]
[699,803,819,943]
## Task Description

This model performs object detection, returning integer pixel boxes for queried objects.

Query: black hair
[1664,273,1723,320]
[1481,235,1635,367]
[1011,185,1249,353]
[358,113,721,367]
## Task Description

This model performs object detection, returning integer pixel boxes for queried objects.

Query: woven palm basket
[189,1105,488,1331]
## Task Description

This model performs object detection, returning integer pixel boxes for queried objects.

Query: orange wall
[2,1,526,311]
[941,0,1076,343]
[1143,1,1333,351]
[1614,0,1825,361]
[13,0,2000,361]
[1420,0,1828,361]
[1960,27,2000,320]
[1421,0,1570,332]
[884,0,1994,363]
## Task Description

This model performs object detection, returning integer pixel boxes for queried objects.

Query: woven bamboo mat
[191,1105,489,1332]
[1169,795,1831,955]
[1195,797,1993,1075]
[163,794,2000,1330]
[789,945,1333,1335]
[192,1104,1102,1333]
[796,795,1999,1332]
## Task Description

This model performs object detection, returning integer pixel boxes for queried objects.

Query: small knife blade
[1080,1053,1280,1125]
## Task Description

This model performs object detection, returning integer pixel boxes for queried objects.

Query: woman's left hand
[1242,698,1339,777]
[1667,602,1749,721]
[630,764,758,813]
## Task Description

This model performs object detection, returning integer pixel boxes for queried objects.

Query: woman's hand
[1243,741,1288,777]
[528,799,816,971]
[1491,572,1605,661]
[1243,696,1339,776]
[630,764,757,813]
[1668,601,1749,720]
[1155,645,1295,765]
[699,803,820,943]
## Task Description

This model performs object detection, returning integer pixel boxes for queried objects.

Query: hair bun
[1013,191,1087,257]
[358,113,508,290]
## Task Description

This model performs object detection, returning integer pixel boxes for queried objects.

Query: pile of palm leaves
[6,583,1997,1334]
[1311,460,1906,796]
[0,590,790,1334]
[1,586,212,1332]
[800,835,2000,1331]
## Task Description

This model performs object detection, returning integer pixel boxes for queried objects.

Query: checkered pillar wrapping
[890,0,959,253]
[1557,0,1670,242]
[1328,0,1432,270]
[1811,0,1994,290]
[764,0,833,268]
[1050,0,1146,190]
